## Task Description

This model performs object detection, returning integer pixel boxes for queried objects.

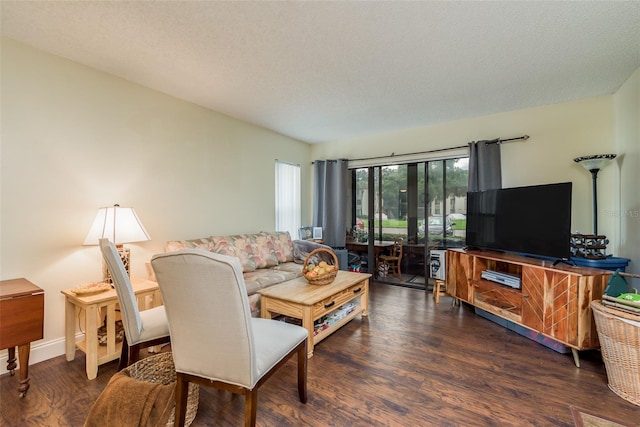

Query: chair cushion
[136,306,170,345]
[251,318,307,381]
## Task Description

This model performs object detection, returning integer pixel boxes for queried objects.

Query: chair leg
[129,344,141,366]
[117,334,129,371]
[298,340,308,403]
[244,387,258,427]
[174,374,189,427]
[433,280,446,304]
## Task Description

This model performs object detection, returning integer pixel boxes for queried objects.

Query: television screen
[465,182,572,260]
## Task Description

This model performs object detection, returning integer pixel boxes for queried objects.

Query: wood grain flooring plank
[2,281,639,426]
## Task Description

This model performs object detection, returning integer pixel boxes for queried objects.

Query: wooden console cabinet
[446,249,610,366]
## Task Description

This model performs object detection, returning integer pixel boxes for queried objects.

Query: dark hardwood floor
[2,281,639,426]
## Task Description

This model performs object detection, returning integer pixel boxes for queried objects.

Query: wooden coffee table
[258,270,371,358]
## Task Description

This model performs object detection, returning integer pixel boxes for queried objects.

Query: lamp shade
[83,205,150,245]
[573,154,617,171]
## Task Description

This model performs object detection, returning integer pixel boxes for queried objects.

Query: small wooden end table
[0,278,44,397]
[258,270,371,358]
[61,277,161,380]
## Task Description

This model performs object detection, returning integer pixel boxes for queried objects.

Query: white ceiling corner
[2,1,639,144]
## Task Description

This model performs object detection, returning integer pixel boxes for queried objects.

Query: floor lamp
[572,154,616,258]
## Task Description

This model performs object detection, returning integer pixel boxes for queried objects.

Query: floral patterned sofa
[164,231,328,317]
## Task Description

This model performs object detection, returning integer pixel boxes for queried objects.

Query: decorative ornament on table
[303,248,338,285]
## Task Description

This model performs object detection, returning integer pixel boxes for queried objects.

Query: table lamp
[83,204,151,282]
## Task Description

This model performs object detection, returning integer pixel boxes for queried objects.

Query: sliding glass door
[350,157,468,282]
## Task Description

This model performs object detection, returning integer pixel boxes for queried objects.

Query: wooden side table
[61,277,161,380]
[0,278,44,397]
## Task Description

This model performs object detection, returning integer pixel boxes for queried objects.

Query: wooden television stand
[446,248,611,367]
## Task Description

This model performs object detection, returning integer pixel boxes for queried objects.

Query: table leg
[148,290,164,353]
[64,297,76,361]
[17,343,31,397]
[7,346,17,374]
[571,348,581,368]
[374,247,388,279]
[302,305,314,358]
[85,304,99,380]
[361,280,369,316]
[152,289,163,308]
[106,303,117,359]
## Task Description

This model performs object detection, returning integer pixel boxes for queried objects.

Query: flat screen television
[465,182,572,260]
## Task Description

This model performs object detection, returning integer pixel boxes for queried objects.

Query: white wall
[0,38,312,364]
[311,93,631,260]
[3,36,638,366]
[614,67,640,275]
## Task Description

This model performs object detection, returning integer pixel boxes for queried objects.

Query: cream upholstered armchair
[150,249,308,427]
[99,238,170,370]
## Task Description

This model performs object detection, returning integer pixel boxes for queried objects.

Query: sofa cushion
[164,237,215,253]
[254,232,279,268]
[211,234,258,272]
[243,267,300,295]
[269,231,294,263]
[271,261,304,276]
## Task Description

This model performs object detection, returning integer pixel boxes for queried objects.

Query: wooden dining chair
[99,238,170,370]
[379,238,403,279]
[151,249,308,427]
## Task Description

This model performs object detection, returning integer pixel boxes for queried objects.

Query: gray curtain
[468,139,502,191]
[313,159,348,248]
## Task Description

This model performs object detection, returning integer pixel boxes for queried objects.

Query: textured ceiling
[2,1,640,144]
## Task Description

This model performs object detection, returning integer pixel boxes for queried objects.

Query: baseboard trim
[0,335,77,369]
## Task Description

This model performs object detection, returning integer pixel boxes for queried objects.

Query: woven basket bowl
[124,352,200,426]
[302,247,339,285]
[591,300,640,406]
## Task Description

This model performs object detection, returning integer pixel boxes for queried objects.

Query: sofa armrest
[292,239,335,265]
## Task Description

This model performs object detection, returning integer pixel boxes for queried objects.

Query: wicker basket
[302,247,339,285]
[124,352,200,426]
[591,300,640,406]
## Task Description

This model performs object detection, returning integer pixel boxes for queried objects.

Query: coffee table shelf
[313,305,363,345]
[258,270,371,358]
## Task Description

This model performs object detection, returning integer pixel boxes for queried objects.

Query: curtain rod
[345,134,529,163]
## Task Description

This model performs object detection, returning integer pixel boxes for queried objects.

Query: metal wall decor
[570,233,609,259]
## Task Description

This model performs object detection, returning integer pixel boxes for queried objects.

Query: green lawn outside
[452,219,466,229]
[362,219,467,229]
